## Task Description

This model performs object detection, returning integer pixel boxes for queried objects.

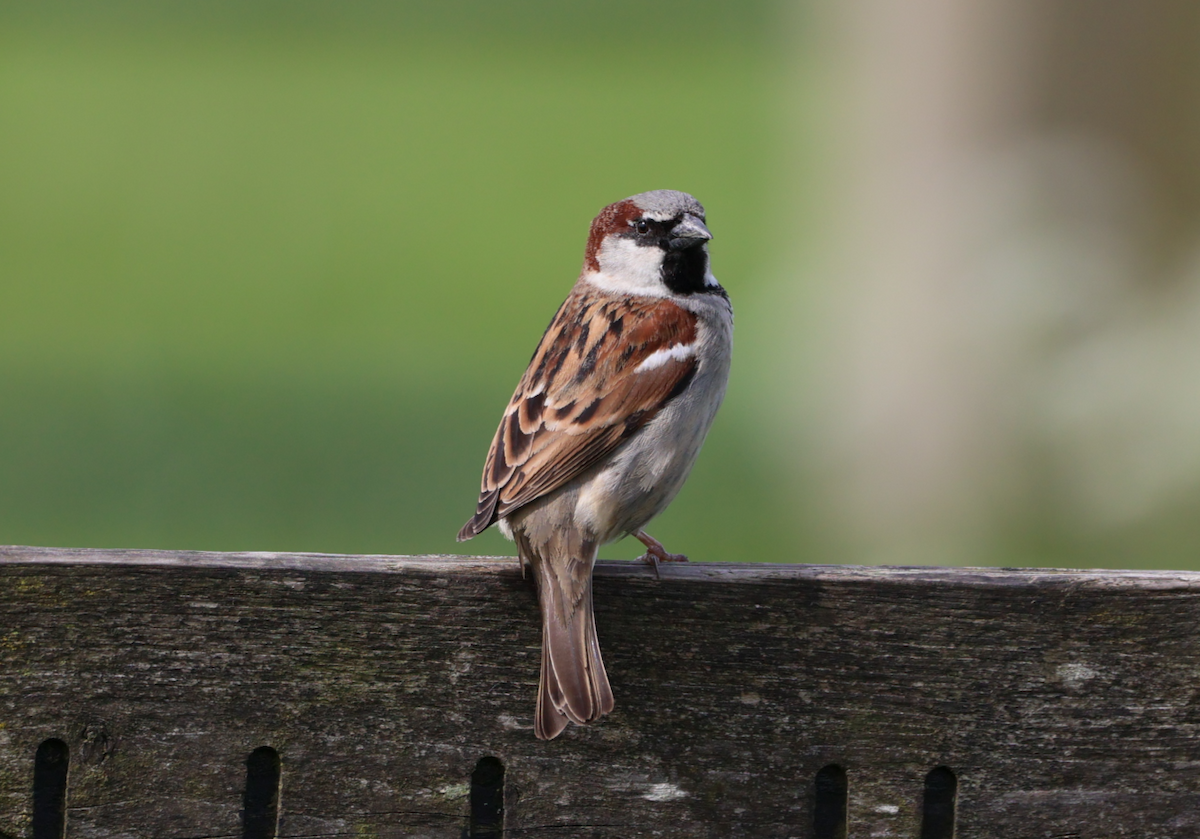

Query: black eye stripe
[629,213,707,231]
[629,218,667,236]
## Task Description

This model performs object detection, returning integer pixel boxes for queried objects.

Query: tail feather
[517,531,613,740]
[535,643,570,740]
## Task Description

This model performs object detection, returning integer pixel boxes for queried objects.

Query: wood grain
[1,545,1198,838]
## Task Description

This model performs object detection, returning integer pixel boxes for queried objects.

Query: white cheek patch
[635,342,695,372]
[704,268,719,288]
[586,236,667,296]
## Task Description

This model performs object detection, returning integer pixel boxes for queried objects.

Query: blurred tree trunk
[1032,1,1200,269]
[794,1,1200,566]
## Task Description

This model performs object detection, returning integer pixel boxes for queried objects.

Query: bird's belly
[574,396,718,544]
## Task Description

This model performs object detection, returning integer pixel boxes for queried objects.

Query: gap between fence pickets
[1,544,1199,588]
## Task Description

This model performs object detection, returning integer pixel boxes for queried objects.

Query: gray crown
[630,189,705,221]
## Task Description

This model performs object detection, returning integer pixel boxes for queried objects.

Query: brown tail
[516,530,613,740]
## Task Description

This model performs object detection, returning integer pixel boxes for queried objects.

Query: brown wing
[457,284,698,541]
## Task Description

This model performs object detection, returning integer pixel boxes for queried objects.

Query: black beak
[667,213,712,250]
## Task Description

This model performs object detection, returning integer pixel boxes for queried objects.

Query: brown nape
[583,199,639,272]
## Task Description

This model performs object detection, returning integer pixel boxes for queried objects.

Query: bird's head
[583,190,718,297]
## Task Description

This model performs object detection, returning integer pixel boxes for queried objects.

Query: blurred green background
[5,2,1200,570]
[0,1,803,562]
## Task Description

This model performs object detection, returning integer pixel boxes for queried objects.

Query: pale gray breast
[595,295,733,539]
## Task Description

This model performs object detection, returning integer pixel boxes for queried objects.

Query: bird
[457,189,733,740]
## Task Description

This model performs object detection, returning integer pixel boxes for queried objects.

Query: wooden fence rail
[1,545,1198,838]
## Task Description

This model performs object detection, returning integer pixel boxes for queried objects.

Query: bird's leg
[633,529,688,580]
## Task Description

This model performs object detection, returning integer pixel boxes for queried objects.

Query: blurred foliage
[0,0,803,560]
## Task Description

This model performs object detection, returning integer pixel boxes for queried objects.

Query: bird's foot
[633,530,688,580]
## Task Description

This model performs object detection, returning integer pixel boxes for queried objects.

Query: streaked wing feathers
[457,285,697,540]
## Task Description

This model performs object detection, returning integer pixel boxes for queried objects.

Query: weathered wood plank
[1,545,1199,838]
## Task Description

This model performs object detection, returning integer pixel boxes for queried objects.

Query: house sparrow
[457,189,733,740]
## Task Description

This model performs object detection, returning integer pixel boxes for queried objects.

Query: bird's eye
[634,220,650,235]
